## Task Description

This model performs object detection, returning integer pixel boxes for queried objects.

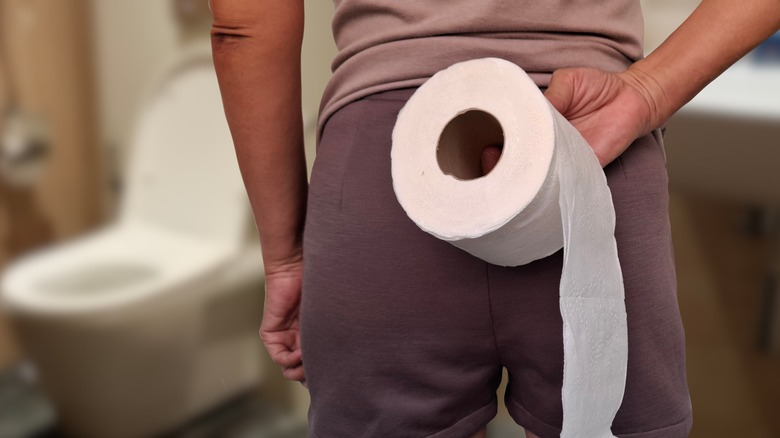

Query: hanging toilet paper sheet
[391,58,627,438]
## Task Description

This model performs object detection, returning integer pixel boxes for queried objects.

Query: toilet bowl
[1,44,266,438]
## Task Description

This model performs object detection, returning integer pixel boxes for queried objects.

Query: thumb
[480,145,502,175]
[544,69,576,116]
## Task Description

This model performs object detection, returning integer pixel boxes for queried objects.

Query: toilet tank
[119,47,249,246]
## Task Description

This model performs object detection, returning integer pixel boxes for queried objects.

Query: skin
[210,0,307,384]
[210,0,780,436]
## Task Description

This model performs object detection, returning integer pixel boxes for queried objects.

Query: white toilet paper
[391,58,627,438]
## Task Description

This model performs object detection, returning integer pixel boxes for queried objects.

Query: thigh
[490,133,693,438]
[301,91,501,438]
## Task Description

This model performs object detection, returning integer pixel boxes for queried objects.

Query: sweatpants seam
[362,96,412,102]
[616,154,629,183]
[424,402,496,438]
[484,263,505,366]
[307,403,496,438]
[336,106,367,214]
[615,414,693,437]
[361,89,417,102]
[506,395,692,438]
[504,395,560,437]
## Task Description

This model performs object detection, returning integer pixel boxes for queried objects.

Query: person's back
[320,0,645,135]
[209,1,780,436]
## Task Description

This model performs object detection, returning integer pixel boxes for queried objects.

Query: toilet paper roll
[391,58,627,438]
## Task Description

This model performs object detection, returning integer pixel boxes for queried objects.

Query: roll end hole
[436,110,504,181]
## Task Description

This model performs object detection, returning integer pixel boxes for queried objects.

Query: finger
[276,349,303,368]
[272,349,302,368]
[480,145,502,175]
[260,328,298,353]
[265,343,302,368]
[283,365,306,382]
[544,69,575,115]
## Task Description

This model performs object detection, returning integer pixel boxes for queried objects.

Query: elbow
[209,1,304,51]
[209,5,258,49]
[210,22,251,49]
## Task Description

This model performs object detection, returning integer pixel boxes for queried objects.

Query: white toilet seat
[2,219,235,314]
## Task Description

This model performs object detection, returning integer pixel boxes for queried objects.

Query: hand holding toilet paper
[391,58,627,438]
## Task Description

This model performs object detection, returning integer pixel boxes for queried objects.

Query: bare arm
[211,0,306,268]
[631,0,780,127]
[210,0,307,382]
[541,0,780,166]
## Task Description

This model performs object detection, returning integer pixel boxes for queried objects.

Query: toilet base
[8,273,265,438]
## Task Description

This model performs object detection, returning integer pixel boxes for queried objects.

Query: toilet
[1,44,266,438]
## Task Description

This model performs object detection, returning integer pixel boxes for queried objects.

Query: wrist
[618,63,671,131]
[261,242,303,276]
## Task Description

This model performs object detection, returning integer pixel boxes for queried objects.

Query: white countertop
[681,59,780,121]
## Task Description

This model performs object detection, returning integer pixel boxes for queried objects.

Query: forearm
[210,1,307,270]
[627,0,780,127]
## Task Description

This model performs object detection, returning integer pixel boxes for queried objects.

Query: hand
[542,67,662,167]
[480,67,661,172]
[260,256,306,384]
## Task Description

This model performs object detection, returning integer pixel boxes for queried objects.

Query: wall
[641,0,701,53]
[0,0,103,368]
[91,0,337,177]
[90,0,179,168]
[301,1,338,170]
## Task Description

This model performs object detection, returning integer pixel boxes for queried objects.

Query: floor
[0,364,308,438]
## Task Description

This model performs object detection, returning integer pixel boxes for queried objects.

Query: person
[209,1,780,436]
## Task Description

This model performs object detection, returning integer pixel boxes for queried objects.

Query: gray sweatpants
[300,88,692,438]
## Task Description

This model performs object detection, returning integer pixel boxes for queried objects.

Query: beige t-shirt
[318,0,644,136]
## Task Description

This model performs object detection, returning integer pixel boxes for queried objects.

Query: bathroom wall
[640,0,701,53]
[301,1,338,171]
[91,0,336,180]
[0,0,103,238]
[90,0,180,173]
[0,0,103,368]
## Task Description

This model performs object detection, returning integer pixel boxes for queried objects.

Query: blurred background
[0,0,778,437]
